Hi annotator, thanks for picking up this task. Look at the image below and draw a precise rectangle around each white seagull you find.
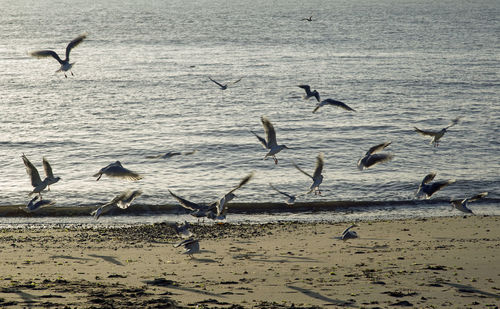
[93,161,143,181]
[414,117,461,147]
[297,85,320,102]
[450,192,488,215]
[313,98,356,113]
[173,238,200,258]
[357,142,394,170]
[293,152,324,195]
[341,224,358,240]
[30,34,87,78]
[21,154,61,198]
[269,183,297,205]
[415,172,456,199]
[91,190,143,219]
[20,196,56,213]
[208,76,242,90]
[251,116,289,164]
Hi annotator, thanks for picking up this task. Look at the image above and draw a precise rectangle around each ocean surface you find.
[1,0,499,226]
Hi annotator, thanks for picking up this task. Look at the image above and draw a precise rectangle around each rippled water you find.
[1,0,499,220]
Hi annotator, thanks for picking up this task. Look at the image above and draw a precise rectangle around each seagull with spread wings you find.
[298,85,320,102]
[91,190,143,219]
[357,142,394,170]
[173,238,200,258]
[415,172,456,199]
[293,152,324,195]
[269,183,298,205]
[93,161,143,181]
[313,98,356,113]
[251,116,289,164]
[450,192,488,215]
[414,117,461,147]
[21,154,60,198]
[208,76,242,90]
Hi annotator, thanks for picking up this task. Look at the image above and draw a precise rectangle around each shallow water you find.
[1,0,499,223]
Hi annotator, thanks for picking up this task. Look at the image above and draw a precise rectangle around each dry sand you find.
[0,215,499,308]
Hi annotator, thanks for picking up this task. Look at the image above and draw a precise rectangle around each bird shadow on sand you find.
[286,285,357,307]
[144,279,225,298]
[50,255,92,262]
[442,281,500,299]
[87,254,123,266]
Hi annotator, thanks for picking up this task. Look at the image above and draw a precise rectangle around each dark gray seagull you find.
[30,34,87,78]
[415,172,456,199]
[450,192,488,215]
[414,117,461,147]
[21,154,61,198]
[93,161,143,181]
[208,76,242,90]
[301,15,313,21]
[251,116,289,165]
[293,152,324,195]
[313,98,356,113]
[269,183,297,205]
[91,190,143,219]
[357,142,394,170]
[298,85,320,102]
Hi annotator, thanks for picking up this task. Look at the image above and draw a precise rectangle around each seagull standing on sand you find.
[91,190,143,219]
[269,183,297,205]
[173,238,200,258]
[251,116,289,165]
[293,152,324,195]
[20,196,56,213]
[414,117,461,147]
[21,154,61,198]
[298,85,320,102]
[29,34,87,78]
[415,172,456,199]
[93,161,143,181]
[450,192,488,215]
[208,76,242,90]
[357,142,394,170]
[341,224,359,240]
[313,98,356,113]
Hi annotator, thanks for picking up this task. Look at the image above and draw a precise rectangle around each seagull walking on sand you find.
[269,183,298,205]
[251,116,289,164]
[91,190,143,219]
[293,152,324,195]
[450,192,488,215]
[208,76,242,90]
[93,161,143,181]
[415,172,456,199]
[313,98,356,113]
[341,224,359,240]
[173,238,200,258]
[21,154,61,198]
[414,117,461,147]
[298,85,320,102]
[29,34,87,78]
[357,142,394,170]
[20,196,56,213]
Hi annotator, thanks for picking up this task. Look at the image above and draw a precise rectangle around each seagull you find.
[20,196,56,213]
[172,221,193,238]
[357,142,394,170]
[313,98,356,113]
[91,190,143,219]
[269,183,297,205]
[173,238,200,258]
[29,34,87,78]
[415,172,456,199]
[297,85,320,102]
[145,150,197,159]
[341,224,358,240]
[208,76,242,90]
[215,172,254,218]
[450,192,488,215]
[293,152,324,195]
[21,154,61,198]
[93,161,143,181]
[251,116,289,164]
[301,15,313,21]
[414,117,461,147]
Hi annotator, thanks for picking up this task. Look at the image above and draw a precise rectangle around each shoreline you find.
[0,216,499,308]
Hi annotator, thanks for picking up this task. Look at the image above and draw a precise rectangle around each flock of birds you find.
[22,33,490,256]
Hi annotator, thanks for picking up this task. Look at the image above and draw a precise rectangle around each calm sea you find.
[1,0,499,225]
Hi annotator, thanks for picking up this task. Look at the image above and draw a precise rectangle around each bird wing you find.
[467,192,488,202]
[366,142,391,155]
[414,127,438,136]
[269,183,294,199]
[22,154,43,187]
[231,77,243,85]
[292,161,313,179]
[298,84,311,95]
[312,91,320,102]
[168,190,202,211]
[117,190,143,209]
[341,224,356,236]
[30,50,64,64]
[312,153,324,179]
[251,130,268,149]
[421,172,437,184]
[261,116,278,148]
[363,153,394,168]
[445,116,461,129]
[42,157,55,178]
[208,77,225,88]
[65,34,87,60]
[428,179,455,195]
[228,172,254,194]
[105,165,143,180]
[321,99,356,111]
[173,238,198,248]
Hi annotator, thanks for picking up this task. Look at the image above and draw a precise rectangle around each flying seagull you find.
[215,172,254,218]
[93,161,143,181]
[269,183,297,205]
[293,152,324,195]
[145,150,197,159]
[91,190,143,219]
[301,15,313,21]
[313,98,356,113]
[297,85,320,102]
[450,192,488,215]
[357,142,394,170]
[208,76,242,90]
[21,154,61,198]
[415,172,456,199]
[414,117,461,147]
[20,196,56,213]
[173,238,200,258]
[341,224,359,240]
[251,116,289,164]
[30,34,87,78]
[171,221,193,238]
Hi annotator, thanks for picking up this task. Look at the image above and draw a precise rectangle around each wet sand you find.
[0,215,499,308]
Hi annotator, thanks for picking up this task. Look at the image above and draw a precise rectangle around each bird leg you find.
[71,71,74,76]
[64,73,67,78]
[273,156,278,165]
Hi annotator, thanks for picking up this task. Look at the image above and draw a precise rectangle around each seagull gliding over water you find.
[414,117,461,147]
[450,192,488,215]
[313,98,356,113]
[297,85,320,102]
[93,161,143,181]
[415,172,456,199]
[357,142,394,170]
[208,76,242,90]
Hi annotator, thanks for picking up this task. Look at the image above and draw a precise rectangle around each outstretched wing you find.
[292,161,313,179]
[366,142,391,155]
[321,99,356,112]
[422,172,437,184]
[261,116,278,148]
[30,50,63,64]
[227,172,254,195]
[168,190,202,211]
[414,127,438,136]
[231,77,242,85]
[313,153,324,179]
[298,84,311,95]
[251,130,268,149]
[467,192,488,202]
[66,34,87,60]
[22,154,43,187]
[42,157,55,178]
[362,153,394,168]
[445,116,461,129]
[269,183,294,199]
[208,77,225,88]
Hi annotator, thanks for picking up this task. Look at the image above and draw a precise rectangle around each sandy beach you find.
[0,215,499,308]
